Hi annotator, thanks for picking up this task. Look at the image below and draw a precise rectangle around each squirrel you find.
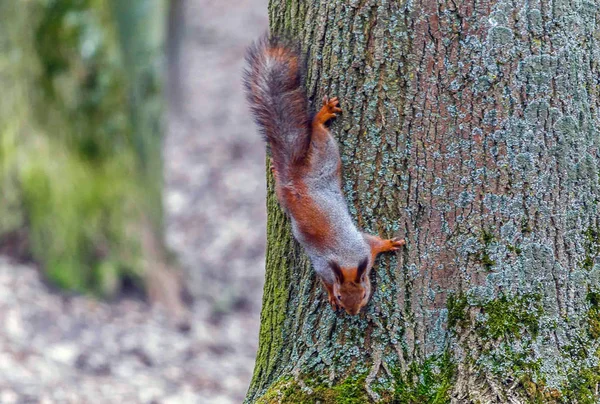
[244,37,405,315]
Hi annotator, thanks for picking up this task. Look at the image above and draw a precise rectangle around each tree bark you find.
[247,0,600,403]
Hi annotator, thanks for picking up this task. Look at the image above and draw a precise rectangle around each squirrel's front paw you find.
[328,294,340,311]
[390,237,406,250]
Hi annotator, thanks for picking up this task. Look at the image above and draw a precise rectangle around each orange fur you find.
[279,180,334,249]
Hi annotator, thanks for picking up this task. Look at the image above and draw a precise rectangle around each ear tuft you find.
[355,257,369,282]
[329,261,344,283]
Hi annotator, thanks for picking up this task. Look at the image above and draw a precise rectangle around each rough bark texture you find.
[247,0,600,403]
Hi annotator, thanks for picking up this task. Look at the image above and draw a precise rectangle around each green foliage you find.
[0,0,165,295]
[0,160,23,236]
[34,0,132,162]
[20,142,140,292]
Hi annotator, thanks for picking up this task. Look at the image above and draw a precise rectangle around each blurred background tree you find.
[0,0,183,312]
[0,1,268,401]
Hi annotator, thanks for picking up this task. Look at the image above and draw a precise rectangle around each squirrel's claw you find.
[329,97,342,113]
[322,95,342,113]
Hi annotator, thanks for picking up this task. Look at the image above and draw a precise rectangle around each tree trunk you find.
[247,0,600,402]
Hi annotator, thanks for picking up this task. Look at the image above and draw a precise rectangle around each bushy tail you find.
[244,37,311,175]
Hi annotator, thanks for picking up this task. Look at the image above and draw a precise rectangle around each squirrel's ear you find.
[330,261,343,283]
[355,258,369,282]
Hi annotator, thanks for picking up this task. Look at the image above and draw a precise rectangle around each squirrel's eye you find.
[337,295,342,301]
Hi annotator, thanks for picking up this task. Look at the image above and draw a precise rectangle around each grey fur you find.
[290,126,370,283]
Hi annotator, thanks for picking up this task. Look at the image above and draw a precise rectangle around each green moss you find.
[586,291,600,339]
[393,351,455,404]
[583,256,595,271]
[255,379,300,404]
[256,374,369,404]
[471,229,497,271]
[561,361,600,404]
[473,294,545,399]
[481,229,494,245]
[521,218,532,234]
[332,376,370,404]
[246,164,296,399]
[560,339,600,403]
[479,252,497,271]
[447,292,468,329]
[473,291,600,402]
[506,244,522,255]
[478,294,542,340]
[518,375,561,403]
[582,227,600,271]
[255,354,456,404]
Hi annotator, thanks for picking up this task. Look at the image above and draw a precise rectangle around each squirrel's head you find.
[330,258,371,315]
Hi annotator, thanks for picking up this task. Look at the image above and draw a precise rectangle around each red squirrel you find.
[244,37,405,315]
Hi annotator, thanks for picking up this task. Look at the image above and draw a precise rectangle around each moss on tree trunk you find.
[247,0,600,402]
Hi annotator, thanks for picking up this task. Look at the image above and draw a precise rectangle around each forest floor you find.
[0,0,269,403]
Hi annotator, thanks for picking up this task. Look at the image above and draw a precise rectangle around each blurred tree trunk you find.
[247,1,600,403]
[109,0,187,322]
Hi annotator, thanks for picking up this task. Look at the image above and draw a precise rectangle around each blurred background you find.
[0,0,268,402]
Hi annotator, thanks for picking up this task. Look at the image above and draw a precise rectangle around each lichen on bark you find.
[248,0,600,402]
